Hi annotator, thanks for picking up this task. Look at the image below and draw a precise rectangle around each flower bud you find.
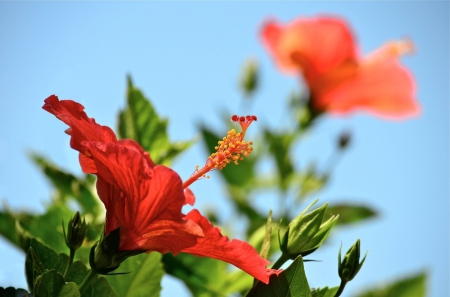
[280,200,338,259]
[337,131,351,150]
[63,211,89,251]
[239,59,259,97]
[89,228,144,275]
[338,239,367,282]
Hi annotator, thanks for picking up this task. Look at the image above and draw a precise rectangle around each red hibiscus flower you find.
[43,95,276,283]
[261,16,420,119]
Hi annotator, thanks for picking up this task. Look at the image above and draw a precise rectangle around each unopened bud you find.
[63,211,89,251]
[338,239,367,282]
[239,59,259,97]
[337,131,351,150]
[280,200,338,259]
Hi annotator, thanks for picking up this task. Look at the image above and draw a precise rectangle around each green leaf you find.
[26,204,77,253]
[297,164,328,200]
[34,269,65,297]
[264,129,295,191]
[0,206,34,248]
[118,76,193,165]
[65,261,117,297]
[326,204,377,227]
[162,253,227,296]
[355,271,427,297]
[246,256,311,297]
[259,210,273,260]
[311,286,339,297]
[59,283,80,297]
[30,153,100,217]
[23,238,68,291]
[108,252,164,297]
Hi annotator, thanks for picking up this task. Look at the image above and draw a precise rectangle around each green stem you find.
[271,253,290,270]
[79,269,98,293]
[334,279,347,297]
[63,249,75,279]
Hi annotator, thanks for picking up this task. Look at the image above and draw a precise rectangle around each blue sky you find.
[0,2,448,296]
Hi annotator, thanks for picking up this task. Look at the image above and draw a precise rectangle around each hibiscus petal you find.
[83,141,204,249]
[315,58,420,119]
[43,95,117,172]
[261,16,358,83]
[182,209,276,284]
[120,218,204,254]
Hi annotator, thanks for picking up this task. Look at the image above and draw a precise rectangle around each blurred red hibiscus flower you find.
[262,16,420,119]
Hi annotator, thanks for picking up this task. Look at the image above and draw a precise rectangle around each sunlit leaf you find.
[355,271,427,297]
[109,252,164,297]
[246,256,311,297]
[59,282,80,297]
[311,286,339,297]
[118,76,193,165]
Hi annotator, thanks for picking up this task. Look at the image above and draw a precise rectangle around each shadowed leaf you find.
[34,269,65,297]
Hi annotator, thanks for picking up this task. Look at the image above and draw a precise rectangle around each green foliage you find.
[326,204,377,227]
[34,269,65,297]
[118,76,193,165]
[30,153,100,217]
[108,252,164,297]
[296,164,328,200]
[311,287,339,297]
[59,283,81,297]
[246,256,311,297]
[356,272,427,297]
[264,129,295,191]
[259,210,273,260]
[0,206,34,247]
[162,253,228,297]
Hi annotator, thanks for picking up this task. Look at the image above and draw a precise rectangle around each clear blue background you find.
[0,2,448,296]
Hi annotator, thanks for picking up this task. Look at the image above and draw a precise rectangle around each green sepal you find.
[89,228,145,275]
[280,200,338,259]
